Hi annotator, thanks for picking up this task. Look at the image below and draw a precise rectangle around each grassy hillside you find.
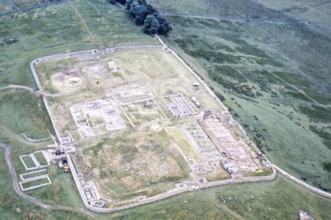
[107,175,331,220]
[150,0,331,192]
[0,0,330,219]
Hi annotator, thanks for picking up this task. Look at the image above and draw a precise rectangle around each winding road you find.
[0,143,94,217]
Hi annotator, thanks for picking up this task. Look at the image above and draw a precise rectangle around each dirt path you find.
[70,4,96,43]
[0,84,34,92]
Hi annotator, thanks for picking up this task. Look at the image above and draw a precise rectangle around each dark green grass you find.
[165,16,331,191]
[2,134,331,220]
[33,151,48,166]
[22,155,36,168]
[309,125,331,150]
[21,169,48,179]
[26,165,84,207]
[256,0,331,29]
[0,148,88,220]
[21,177,50,189]
[104,175,331,220]
[148,0,284,19]
[0,90,53,139]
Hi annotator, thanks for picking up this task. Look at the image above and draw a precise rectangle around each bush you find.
[109,0,172,35]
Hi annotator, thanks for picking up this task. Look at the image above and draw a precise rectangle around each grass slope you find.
[164,15,331,191]
[106,175,331,220]
[0,147,89,220]
[1,0,331,219]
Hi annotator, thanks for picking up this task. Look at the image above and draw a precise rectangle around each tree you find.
[125,0,133,10]
[116,0,126,5]
[133,4,148,25]
[110,0,172,36]
[143,15,160,35]
[156,15,172,35]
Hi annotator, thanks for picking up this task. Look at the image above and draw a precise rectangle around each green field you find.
[11,0,45,9]
[27,165,84,207]
[1,0,331,218]
[0,1,13,14]
[21,177,50,189]
[21,155,37,168]
[2,145,331,220]
[257,0,331,29]
[33,151,48,166]
[21,169,48,180]
[149,0,331,192]
[148,0,285,18]
[0,147,89,220]
[0,90,53,141]
[107,175,331,220]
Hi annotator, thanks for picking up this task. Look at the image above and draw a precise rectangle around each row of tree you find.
[108,0,172,35]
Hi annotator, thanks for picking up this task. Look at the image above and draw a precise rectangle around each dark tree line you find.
[107,0,126,4]
[107,0,172,36]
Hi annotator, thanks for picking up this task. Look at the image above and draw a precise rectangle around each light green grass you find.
[0,0,157,87]
[27,165,84,207]
[105,175,331,220]
[2,144,331,219]
[256,0,331,29]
